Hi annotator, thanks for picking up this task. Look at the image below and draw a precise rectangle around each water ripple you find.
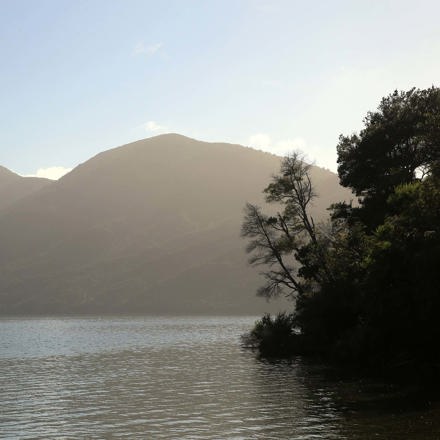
[0,317,438,439]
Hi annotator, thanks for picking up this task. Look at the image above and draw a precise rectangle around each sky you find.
[1,0,439,179]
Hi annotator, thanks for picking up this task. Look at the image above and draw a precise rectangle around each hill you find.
[0,166,51,212]
[0,134,353,315]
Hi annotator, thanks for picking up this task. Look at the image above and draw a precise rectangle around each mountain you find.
[0,134,353,315]
[0,166,51,212]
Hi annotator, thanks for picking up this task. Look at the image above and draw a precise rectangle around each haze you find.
[0,134,352,315]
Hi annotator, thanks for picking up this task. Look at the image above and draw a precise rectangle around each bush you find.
[242,312,302,358]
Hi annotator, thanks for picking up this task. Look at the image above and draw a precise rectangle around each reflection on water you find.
[0,317,438,439]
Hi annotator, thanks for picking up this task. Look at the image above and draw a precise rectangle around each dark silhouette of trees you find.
[243,87,440,382]
[241,153,329,300]
[337,86,440,229]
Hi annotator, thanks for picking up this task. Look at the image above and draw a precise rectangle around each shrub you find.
[242,312,301,358]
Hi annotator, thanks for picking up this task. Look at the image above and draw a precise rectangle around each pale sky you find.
[1,0,439,178]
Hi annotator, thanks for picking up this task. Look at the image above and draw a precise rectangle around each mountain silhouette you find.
[0,134,352,314]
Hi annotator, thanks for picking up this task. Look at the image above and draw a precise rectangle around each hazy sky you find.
[1,0,439,178]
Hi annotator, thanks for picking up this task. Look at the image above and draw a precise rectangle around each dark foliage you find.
[337,86,440,229]
[243,87,440,383]
[241,312,302,357]
[241,153,326,300]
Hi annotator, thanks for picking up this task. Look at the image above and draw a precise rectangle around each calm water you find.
[0,317,439,439]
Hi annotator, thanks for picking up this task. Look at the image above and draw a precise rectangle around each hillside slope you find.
[0,134,353,314]
[0,166,51,212]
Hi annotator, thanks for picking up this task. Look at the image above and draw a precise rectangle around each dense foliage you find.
[242,87,440,380]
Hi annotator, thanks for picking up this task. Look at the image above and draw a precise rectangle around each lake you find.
[0,316,438,439]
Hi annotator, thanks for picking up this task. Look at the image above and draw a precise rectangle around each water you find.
[0,317,439,439]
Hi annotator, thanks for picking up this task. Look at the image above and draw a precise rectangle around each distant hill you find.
[0,166,51,212]
[0,134,353,315]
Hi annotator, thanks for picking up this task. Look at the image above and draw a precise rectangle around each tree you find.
[243,86,440,381]
[337,86,440,228]
[241,153,328,301]
[241,152,365,358]
[330,87,440,374]
[357,174,440,369]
